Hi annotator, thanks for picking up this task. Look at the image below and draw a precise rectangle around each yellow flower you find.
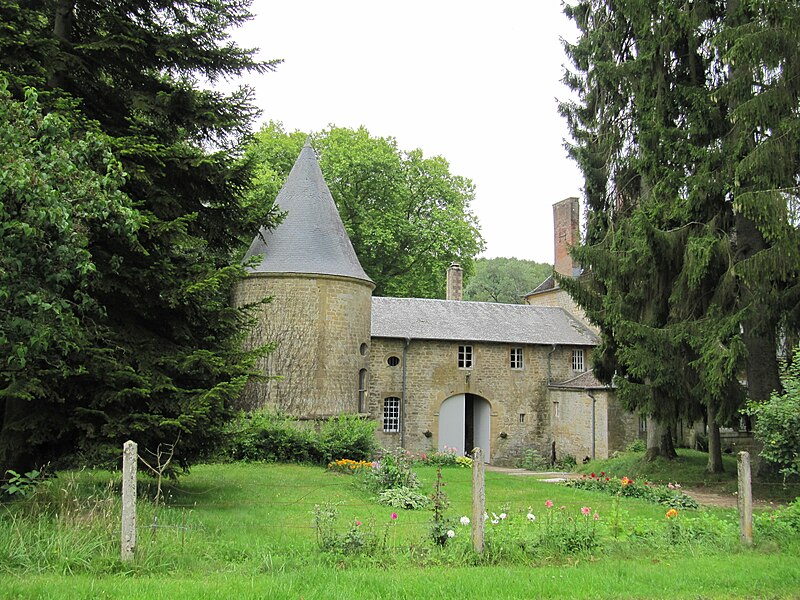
[665,508,679,519]
[621,476,631,486]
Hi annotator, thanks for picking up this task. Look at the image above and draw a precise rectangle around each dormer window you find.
[572,349,585,372]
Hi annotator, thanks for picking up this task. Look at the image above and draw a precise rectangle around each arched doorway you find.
[438,393,491,461]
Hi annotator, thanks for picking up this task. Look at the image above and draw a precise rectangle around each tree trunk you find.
[645,416,677,461]
[48,0,75,90]
[706,404,724,474]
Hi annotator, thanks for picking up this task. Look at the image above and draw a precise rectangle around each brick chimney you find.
[446,262,463,300]
[553,197,580,278]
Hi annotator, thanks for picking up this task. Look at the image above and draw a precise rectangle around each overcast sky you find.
[231,0,583,264]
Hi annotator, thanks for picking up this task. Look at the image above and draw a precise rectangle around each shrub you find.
[746,345,800,478]
[363,448,419,492]
[221,411,378,465]
[517,448,548,471]
[377,486,430,510]
[626,439,646,453]
[318,414,378,463]
[222,411,318,463]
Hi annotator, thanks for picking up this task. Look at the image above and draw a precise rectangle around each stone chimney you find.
[446,262,463,301]
[553,197,580,278]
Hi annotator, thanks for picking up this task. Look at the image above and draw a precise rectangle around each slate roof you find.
[371,297,598,346]
[524,274,557,297]
[548,370,610,390]
[243,139,372,283]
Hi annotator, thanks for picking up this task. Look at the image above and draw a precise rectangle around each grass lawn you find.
[2,462,799,599]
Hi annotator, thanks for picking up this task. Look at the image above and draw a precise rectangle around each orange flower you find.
[665,508,679,519]
[621,476,632,486]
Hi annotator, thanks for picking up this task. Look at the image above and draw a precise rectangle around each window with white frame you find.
[458,345,473,369]
[510,347,523,369]
[383,397,400,433]
[572,349,585,372]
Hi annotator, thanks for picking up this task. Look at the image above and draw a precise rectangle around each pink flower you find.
[593,512,599,521]
[545,500,554,508]
[581,506,591,516]
[355,520,362,526]
[391,512,398,521]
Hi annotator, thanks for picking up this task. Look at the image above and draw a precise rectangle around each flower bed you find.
[564,472,699,509]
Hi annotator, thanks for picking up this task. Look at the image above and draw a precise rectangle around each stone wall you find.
[368,337,589,464]
[525,288,595,334]
[233,273,372,415]
[549,388,638,461]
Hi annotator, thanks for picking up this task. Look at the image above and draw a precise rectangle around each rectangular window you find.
[553,402,560,419]
[572,349,585,372]
[358,369,367,412]
[383,397,400,433]
[510,347,523,369]
[458,345,473,369]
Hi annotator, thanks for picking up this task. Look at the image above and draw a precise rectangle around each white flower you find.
[527,513,536,522]
[447,529,455,538]
[460,516,470,526]
[499,513,507,520]
[491,518,499,525]
[483,512,489,521]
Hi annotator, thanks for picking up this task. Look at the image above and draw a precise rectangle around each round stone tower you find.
[234,139,374,416]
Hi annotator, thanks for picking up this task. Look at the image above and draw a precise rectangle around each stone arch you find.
[438,393,491,462]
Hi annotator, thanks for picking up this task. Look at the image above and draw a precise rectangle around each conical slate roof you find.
[243,139,372,283]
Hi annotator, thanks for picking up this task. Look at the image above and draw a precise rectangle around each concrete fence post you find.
[121,440,138,561]
[737,451,753,546]
[472,447,485,554]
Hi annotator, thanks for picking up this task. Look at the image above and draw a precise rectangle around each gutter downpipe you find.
[546,344,557,383]
[588,391,597,460]
[401,338,411,449]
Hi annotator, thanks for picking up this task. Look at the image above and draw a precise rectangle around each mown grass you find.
[1,462,799,599]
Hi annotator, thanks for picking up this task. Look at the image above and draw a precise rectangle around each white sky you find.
[231,0,583,264]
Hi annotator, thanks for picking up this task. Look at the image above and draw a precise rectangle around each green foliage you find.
[221,411,378,466]
[560,0,800,462]
[364,448,419,493]
[377,487,430,510]
[1,469,48,499]
[312,502,390,557]
[222,412,317,463]
[746,346,800,478]
[417,447,472,468]
[247,122,485,298]
[464,257,552,304]
[318,415,378,464]
[429,469,454,547]
[564,474,699,510]
[626,439,646,453]
[0,0,279,473]
[517,448,550,471]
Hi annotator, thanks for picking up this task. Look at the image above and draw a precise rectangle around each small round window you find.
[359,343,368,356]
[387,356,400,367]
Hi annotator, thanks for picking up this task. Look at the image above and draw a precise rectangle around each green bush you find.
[746,345,800,478]
[318,414,378,463]
[363,448,419,492]
[377,486,430,510]
[222,411,377,465]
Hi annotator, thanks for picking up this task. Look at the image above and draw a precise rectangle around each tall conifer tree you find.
[0,1,278,470]
[560,1,799,469]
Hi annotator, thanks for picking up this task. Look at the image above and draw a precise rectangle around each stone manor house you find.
[233,141,638,465]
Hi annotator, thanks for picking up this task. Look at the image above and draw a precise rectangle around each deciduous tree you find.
[248,123,485,298]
